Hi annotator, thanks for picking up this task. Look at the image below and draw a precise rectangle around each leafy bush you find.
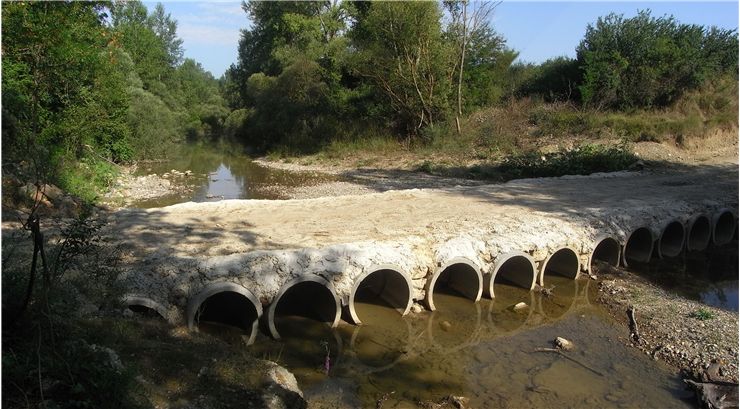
[690,308,715,321]
[497,144,638,179]
[577,10,738,110]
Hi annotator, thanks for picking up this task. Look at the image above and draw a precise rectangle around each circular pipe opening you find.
[267,276,340,340]
[588,236,621,275]
[622,227,654,267]
[485,252,536,298]
[187,282,262,346]
[123,296,168,320]
[347,265,413,325]
[713,209,736,246]
[686,215,711,252]
[658,220,685,258]
[425,258,482,311]
[538,247,580,286]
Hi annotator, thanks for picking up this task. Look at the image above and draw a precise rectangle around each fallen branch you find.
[533,348,605,377]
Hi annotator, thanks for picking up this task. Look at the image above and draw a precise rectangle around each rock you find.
[89,344,124,373]
[554,337,574,351]
[446,395,470,409]
[262,362,306,409]
[439,320,452,331]
[511,302,528,311]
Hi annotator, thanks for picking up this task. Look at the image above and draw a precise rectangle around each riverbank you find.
[596,268,738,384]
[254,134,738,200]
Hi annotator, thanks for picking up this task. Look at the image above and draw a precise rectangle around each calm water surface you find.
[629,244,738,312]
[201,278,696,408]
[131,142,335,207]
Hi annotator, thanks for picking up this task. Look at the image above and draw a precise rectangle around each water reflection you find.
[131,142,335,207]
[629,244,738,311]
[229,279,693,408]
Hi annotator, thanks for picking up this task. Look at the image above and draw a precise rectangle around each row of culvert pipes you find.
[124,209,737,346]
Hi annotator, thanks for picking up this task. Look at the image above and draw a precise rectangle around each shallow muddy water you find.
[131,142,334,207]
[629,244,738,312]
[202,278,695,408]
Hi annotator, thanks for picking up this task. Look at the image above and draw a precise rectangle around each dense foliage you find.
[2,1,228,199]
[225,0,517,152]
[224,3,738,152]
[576,10,738,110]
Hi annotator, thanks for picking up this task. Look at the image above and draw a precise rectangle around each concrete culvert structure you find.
[187,282,262,346]
[588,236,621,275]
[124,295,168,320]
[538,247,580,286]
[686,214,711,252]
[657,220,686,258]
[622,227,654,267]
[425,258,483,311]
[346,264,413,325]
[485,252,536,298]
[267,275,341,340]
[712,209,736,246]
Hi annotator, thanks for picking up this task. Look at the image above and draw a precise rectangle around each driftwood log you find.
[685,379,739,409]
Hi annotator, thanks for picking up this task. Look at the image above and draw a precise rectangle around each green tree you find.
[577,10,738,109]
[2,1,131,168]
[350,1,452,136]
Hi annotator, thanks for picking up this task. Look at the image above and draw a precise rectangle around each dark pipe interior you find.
[128,304,164,319]
[355,269,409,311]
[714,212,735,245]
[687,216,711,251]
[197,291,257,331]
[659,221,685,258]
[275,281,336,323]
[624,228,653,265]
[495,256,534,289]
[543,248,579,279]
[434,263,479,301]
[592,238,620,272]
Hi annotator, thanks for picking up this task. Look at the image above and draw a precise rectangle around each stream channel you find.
[133,142,735,407]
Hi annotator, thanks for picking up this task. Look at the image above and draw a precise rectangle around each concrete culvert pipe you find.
[622,227,654,267]
[712,209,736,246]
[425,258,483,311]
[346,264,413,325]
[657,220,686,259]
[485,252,536,298]
[588,236,621,275]
[124,295,168,320]
[686,214,711,252]
[187,282,262,346]
[267,275,341,340]
[538,247,580,286]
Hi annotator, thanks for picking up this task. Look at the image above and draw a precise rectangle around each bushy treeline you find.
[222,1,516,152]
[224,2,738,153]
[2,1,228,199]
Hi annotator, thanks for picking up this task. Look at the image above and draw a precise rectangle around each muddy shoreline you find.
[595,269,738,384]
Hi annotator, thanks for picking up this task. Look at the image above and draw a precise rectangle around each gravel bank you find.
[597,270,738,383]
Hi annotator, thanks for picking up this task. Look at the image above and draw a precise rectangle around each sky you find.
[146,1,740,78]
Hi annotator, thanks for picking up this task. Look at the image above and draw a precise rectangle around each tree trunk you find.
[456,1,468,135]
